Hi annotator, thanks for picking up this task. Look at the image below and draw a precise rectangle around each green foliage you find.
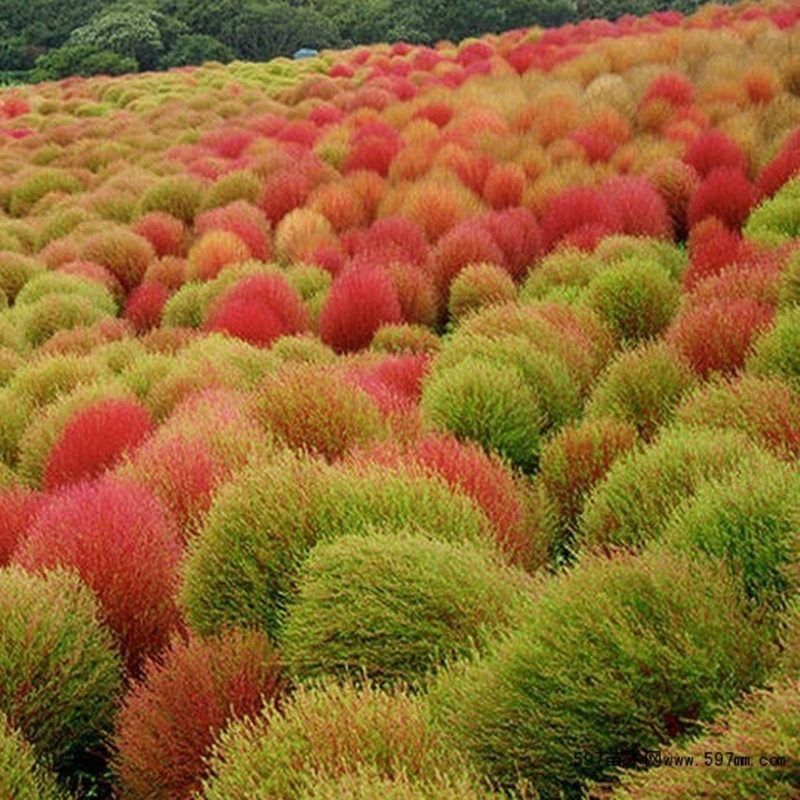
[280,531,533,686]
[448,263,517,324]
[428,550,774,797]
[746,306,800,387]
[0,566,122,780]
[0,714,67,800]
[577,426,771,554]
[744,177,800,246]
[33,45,137,80]
[199,681,471,800]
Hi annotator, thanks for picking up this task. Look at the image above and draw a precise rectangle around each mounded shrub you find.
[123,282,171,333]
[80,229,155,291]
[199,681,470,800]
[250,364,386,461]
[181,455,495,639]
[371,323,440,355]
[746,305,800,386]
[15,294,112,349]
[428,550,774,797]
[447,262,517,323]
[421,357,545,472]
[603,680,800,800]
[0,251,44,303]
[519,248,602,302]
[675,374,800,460]
[583,258,679,344]
[281,531,533,686]
[270,334,337,365]
[586,342,697,440]
[539,417,638,554]
[14,477,183,674]
[661,459,800,614]
[577,426,771,554]
[0,485,42,566]
[0,566,122,778]
[0,713,67,800]
[137,175,204,225]
[186,231,250,282]
[744,176,800,246]
[113,629,285,800]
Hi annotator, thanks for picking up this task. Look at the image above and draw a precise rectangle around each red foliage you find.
[540,186,621,252]
[113,629,285,800]
[644,157,700,235]
[430,219,505,294]
[482,162,525,209]
[319,266,403,352]
[124,282,171,333]
[683,217,756,290]
[413,103,453,127]
[687,167,756,229]
[756,127,800,198]
[44,399,154,491]
[603,175,673,239]
[480,208,541,281]
[683,129,748,178]
[386,262,439,326]
[0,487,43,566]
[258,170,312,226]
[205,273,309,347]
[14,477,183,674]
[57,260,124,301]
[132,213,186,258]
[194,201,272,262]
[643,72,694,106]
[344,136,401,177]
[665,298,774,378]
[358,216,429,268]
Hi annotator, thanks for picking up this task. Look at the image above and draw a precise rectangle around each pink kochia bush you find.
[0,486,43,565]
[113,629,285,800]
[13,477,183,674]
[320,266,403,352]
[205,273,310,347]
[43,397,154,490]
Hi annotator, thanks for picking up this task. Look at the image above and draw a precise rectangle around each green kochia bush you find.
[744,176,800,246]
[577,427,771,554]
[181,455,496,639]
[0,714,66,800]
[199,681,474,800]
[421,358,546,472]
[661,460,800,615]
[280,532,533,686]
[428,550,774,798]
[0,567,123,779]
[586,342,696,440]
[605,680,800,800]
[746,306,800,386]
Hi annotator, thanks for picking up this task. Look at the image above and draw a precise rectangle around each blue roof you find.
[293,48,319,59]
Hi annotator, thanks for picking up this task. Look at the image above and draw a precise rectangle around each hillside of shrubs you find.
[0,0,799,798]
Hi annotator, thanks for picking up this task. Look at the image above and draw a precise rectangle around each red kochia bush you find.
[683,218,756,290]
[14,477,183,674]
[430,219,505,294]
[683,129,749,178]
[205,273,310,347]
[687,167,756,229]
[195,201,272,262]
[44,398,154,490]
[756,127,800,198]
[483,162,525,209]
[666,298,775,378]
[603,176,673,239]
[319,267,403,352]
[540,186,621,252]
[113,629,285,800]
[124,282,171,333]
[0,486,42,566]
[480,208,541,281]
[642,72,694,106]
[132,212,186,258]
[259,170,311,226]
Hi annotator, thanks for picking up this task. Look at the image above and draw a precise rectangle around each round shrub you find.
[270,334,336,365]
[15,294,113,348]
[14,477,183,674]
[0,566,122,778]
[123,282,170,333]
[577,427,770,554]
[113,629,285,800]
[181,455,495,639]
[199,681,469,800]
[0,713,66,800]
[42,397,153,490]
[0,252,44,302]
[0,485,42,566]
[746,305,800,386]
[186,231,250,282]
[675,374,800,460]
[519,248,602,302]
[421,357,545,472]
[281,531,532,686]
[604,680,799,800]
[744,176,800,246]
[539,417,638,553]
[195,201,272,262]
[80,229,155,291]
[666,298,775,378]
[132,212,186,258]
[428,550,773,797]
[586,342,697,440]
[250,365,385,461]
[687,167,756,230]
[583,258,679,343]
[320,267,403,353]
[661,460,800,614]
[447,262,517,323]
[162,282,206,328]
[137,175,203,225]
